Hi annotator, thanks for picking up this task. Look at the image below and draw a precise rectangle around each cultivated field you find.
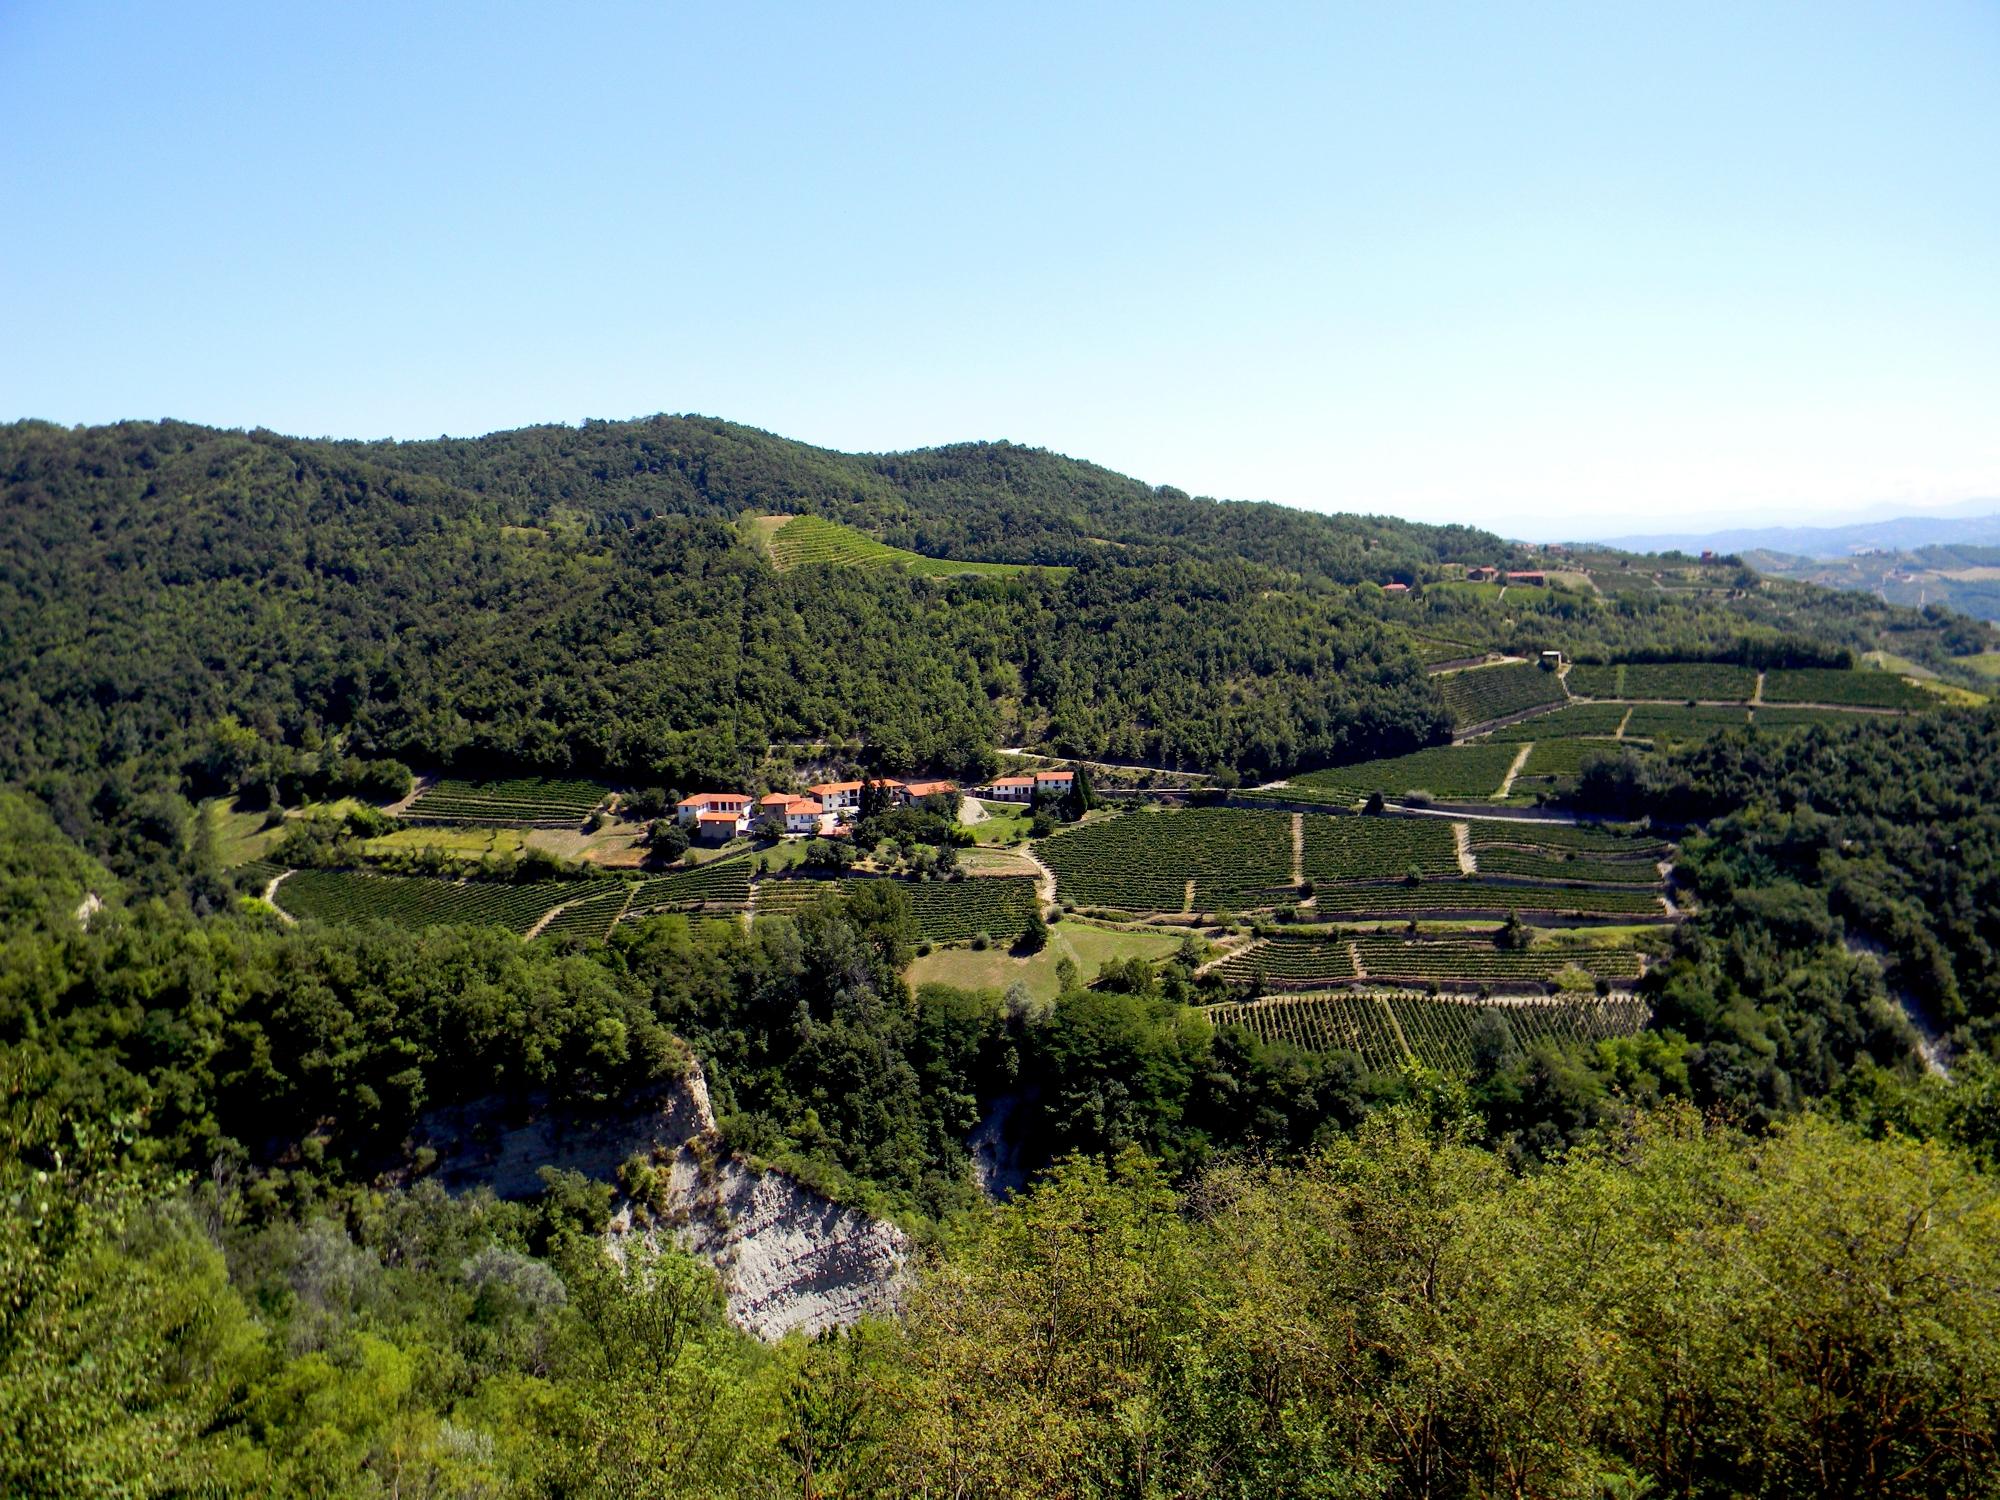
[1310,879,1666,920]
[1039,808,1295,912]
[1205,992,1651,1071]
[1299,816,1460,883]
[1760,667,1930,709]
[274,870,592,933]
[1565,662,1756,701]
[630,857,755,914]
[400,776,608,826]
[1283,743,1520,803]
[763,514,1051,578]
[1483,704,1629,741]
[1436,662,1567,727]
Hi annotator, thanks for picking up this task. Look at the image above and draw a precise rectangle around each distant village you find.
[675,768,1076,841]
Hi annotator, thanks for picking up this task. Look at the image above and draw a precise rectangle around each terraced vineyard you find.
[274,870,586,932]
[629,856,755,914]
[1207,992,1408,1069]
[1565,662,1756,701]
[1351,938,1645,983]
[1622,705,1752,741]
[1483,704,1629,742]
[764,515,1048,578]
[1436,661,1567,727]
[401,776,608,826]
[1749,706,1897,730]
[1039,809,1294,911]
[1410,635,1482,666]
[1466,821,1670,858]
[1213,935,1359,988]
[751,877,849,917]
[904,876,1041,942]
[1283,743,1519,803]
[1515,738,1619,780]
[535,885,632,943]
[1760,667,1930,709]
[1207,992,1651,1071]
[1473,847,1663,884]
[1311,879,1666,919]
[1300,816,1460,882]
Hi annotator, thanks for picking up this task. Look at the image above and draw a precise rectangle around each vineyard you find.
[629,856,755,914]
[1564,662,1756,701]
[1749,706,1895,730]
[752,878,843,917]
[1760,667,1930,709]
[400,776,608,826]
[1212,935,1358,988]
[1311,879,1666,919]
[1621,705,1752,741]
[274,870,587,933]
[1299,816,1460,882]
[535,885,632,943]
[1436,662,1567,727]
[1285,743,1519,802]
[1466,821,1670,858]
[904,876,1041,942]
[1516,738,1620,780]
[1039,809,1294,911]
[1350,937,1645,983]
[1205,992,1652,1071]
[764,515,1042,578]
[1483,704,1628,742]
[1410,635,1482,665]
[1472,847,1664,884]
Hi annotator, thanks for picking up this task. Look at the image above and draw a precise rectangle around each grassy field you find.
[963,799,1036,845]
[362,826,526,860]
[906,922,1186,1004]
[203,798,285,867]
[759,514,1063,578]
[1961,652,2000,679]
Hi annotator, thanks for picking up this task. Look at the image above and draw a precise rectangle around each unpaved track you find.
[1495,744,1533,799]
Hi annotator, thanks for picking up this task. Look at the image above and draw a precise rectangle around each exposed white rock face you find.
[418,1058,908,1340]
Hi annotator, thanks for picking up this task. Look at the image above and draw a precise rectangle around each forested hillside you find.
[9,412,2000,1494]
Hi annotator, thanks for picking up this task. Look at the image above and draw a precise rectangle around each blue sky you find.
[3,2,1996,536]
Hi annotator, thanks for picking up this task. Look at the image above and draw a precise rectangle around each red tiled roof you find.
[990,776,1035,788]
[785,799,825,816]
[758,793,795,806]
[696,810,741,824]
[680,793,751,810]
[808,781,863,794]
[1034,770,1075,781]
[902,779,958,796]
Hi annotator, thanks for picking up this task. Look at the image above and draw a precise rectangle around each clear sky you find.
[4,2,1997,537]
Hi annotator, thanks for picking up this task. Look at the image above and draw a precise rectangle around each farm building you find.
[677,792,752,826]
[807,779,864,812]
[1506,571,1547,587]
[1382,581,1410,595]
[781,798,826,834]
[1034,769,1076,792]
[982,775,1037,802]
[1466,566,1499,582]
[694,809,747,841]
[1540,650,1565,669]
[902,778,959,800]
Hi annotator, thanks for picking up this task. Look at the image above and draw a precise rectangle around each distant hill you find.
[1746,542,2000,623]
[1595,509,2000,560]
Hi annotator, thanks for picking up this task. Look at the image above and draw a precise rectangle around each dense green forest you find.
[8,413,2000,1493]
[7,781,1999,1495]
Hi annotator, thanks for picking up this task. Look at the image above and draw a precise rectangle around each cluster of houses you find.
[674,767,1076,841]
